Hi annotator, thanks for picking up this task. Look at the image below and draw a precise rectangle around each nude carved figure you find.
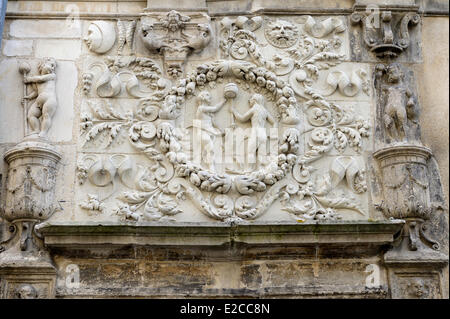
[232,94,276,168]
[22,57,58,137]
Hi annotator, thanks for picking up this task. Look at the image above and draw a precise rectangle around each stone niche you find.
[0,0,448,299]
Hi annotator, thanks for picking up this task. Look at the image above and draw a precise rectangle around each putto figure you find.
[379,63,415,142]
[21,57,58,138]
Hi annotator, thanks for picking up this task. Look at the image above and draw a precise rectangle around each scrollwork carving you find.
[351,9,420,59]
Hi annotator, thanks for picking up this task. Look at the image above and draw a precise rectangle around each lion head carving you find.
[264,19,299,48]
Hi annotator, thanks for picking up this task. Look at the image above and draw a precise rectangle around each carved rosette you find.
[2,140,61,222]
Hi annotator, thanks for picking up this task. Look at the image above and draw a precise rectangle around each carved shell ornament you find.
[264,19,299,48]
[84,21,116,54]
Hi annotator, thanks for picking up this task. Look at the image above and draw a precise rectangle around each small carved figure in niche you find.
[232,94,276,168]
[22,57,58,138]
[16,284,38,299]
[194,91,229,170]
[379,63,415,142]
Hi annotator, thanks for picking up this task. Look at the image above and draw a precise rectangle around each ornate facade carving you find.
[372,62,446,255]
[140,10,212,78]
[0,58,62,299]
[0,1,448,299]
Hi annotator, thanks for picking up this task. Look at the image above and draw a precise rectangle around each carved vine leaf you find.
[80,100,135,148]
[113,162,183,222]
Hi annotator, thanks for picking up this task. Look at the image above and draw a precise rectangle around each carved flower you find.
[253,67,265,77]
[265,80,276,92]
[283,86,294,98]
[196,73,207,86]
[176,87,186,96]
[140,123,157,140]
[256,76,266,87]
[197,64,209,74]
[245,71,256,82]
[206,70,217,81]
[186,82,196,95]
[264,71,276,81]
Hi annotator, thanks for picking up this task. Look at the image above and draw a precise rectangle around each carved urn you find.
[374,145,432,221]
[2,139,61,222]
[374,145,441,251]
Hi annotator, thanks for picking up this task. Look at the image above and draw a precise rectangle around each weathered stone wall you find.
[0,0,448,299]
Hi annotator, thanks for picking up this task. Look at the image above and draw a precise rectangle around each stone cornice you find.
[37,220,405,248]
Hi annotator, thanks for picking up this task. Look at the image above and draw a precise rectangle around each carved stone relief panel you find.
[74,12,375,224]
[389,271,443,299]
[0,274,56,299]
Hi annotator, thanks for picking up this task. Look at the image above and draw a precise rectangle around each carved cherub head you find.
[265,19,299,48]
[408,279,428,298]
[16,284,37,299]
[386,63,403,84]
[197,91,212,105]
[38,57,56,75]
[163,10,190,32]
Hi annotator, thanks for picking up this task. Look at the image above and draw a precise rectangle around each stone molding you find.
[38,220,404,248]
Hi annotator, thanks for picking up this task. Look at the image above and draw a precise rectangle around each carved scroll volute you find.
[351,7,420,59]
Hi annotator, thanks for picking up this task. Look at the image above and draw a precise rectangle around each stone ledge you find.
[37,220,405,247]
[54,286,389,299]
